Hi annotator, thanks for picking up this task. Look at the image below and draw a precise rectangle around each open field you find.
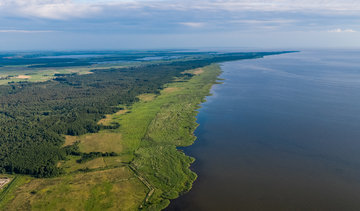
[0,66,95,85]
[0,176,31,209]
[0,59,159,85]
[0,52,206,85]
[97,109,128,126]
[137,94,156,102]
[77,132,124,153]
[0,168,147,211]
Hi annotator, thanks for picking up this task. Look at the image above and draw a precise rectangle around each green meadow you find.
[0,66,95,85]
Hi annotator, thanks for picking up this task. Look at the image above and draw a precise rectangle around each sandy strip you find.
[16,75,31,79]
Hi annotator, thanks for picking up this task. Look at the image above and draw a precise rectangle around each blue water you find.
[167,50,360,211]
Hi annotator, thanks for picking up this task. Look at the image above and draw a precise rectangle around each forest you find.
[0,52,289,177]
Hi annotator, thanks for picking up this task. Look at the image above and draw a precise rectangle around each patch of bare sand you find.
[193,68,204,75]
[182,68,204,75]
[0,178,11,189]
[16,75,31,79]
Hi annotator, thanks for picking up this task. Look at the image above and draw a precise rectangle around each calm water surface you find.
[167,50,360,211]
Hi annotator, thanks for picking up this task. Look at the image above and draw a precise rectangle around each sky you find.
[0,0,359,50]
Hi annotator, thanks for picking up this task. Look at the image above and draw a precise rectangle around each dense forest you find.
[0,52,290,177]
[0,51,206,68]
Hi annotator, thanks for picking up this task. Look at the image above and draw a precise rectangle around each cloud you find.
[180,22,205,28]
[231,19,296,24]
[0,29,55,33]
[203,0,360,12]
[328,28,356,33]
[1,0,360,21]
[0,0,102,20]
[0,0,359,37]
[127,0,360,13]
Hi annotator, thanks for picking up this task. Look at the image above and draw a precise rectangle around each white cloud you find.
[328,28,356,33]
[0,0,101,20]
[187,0,360,13]
[137,0,360,13]
[231,19,296,25]
[0,29,55,33]
[0,0,360,21]
[180,22,205,28]
[1,0,360,20]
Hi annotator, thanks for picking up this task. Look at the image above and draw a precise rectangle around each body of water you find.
[167,50,360,211]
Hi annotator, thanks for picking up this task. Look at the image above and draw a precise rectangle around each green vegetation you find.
[0,66,93,85]
[0,51,291,210]
[77,133,124,153]
[132,65,222,209]
[0,59,205,177]
[0,168,147,211]
[0,176,32,209]
[0,64,222,210]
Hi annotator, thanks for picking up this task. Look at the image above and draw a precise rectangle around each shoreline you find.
[0,64,223,210]
[130,64,223,209]
[0,53,290,210]
[166,65,224,210]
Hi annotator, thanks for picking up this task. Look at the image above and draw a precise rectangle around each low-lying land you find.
[0,64,222,210]
[0,51,291,210]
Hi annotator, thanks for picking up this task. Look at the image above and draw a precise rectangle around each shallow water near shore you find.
[167,50,360,211]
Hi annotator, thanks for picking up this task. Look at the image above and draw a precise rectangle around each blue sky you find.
[0,0,359,50]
